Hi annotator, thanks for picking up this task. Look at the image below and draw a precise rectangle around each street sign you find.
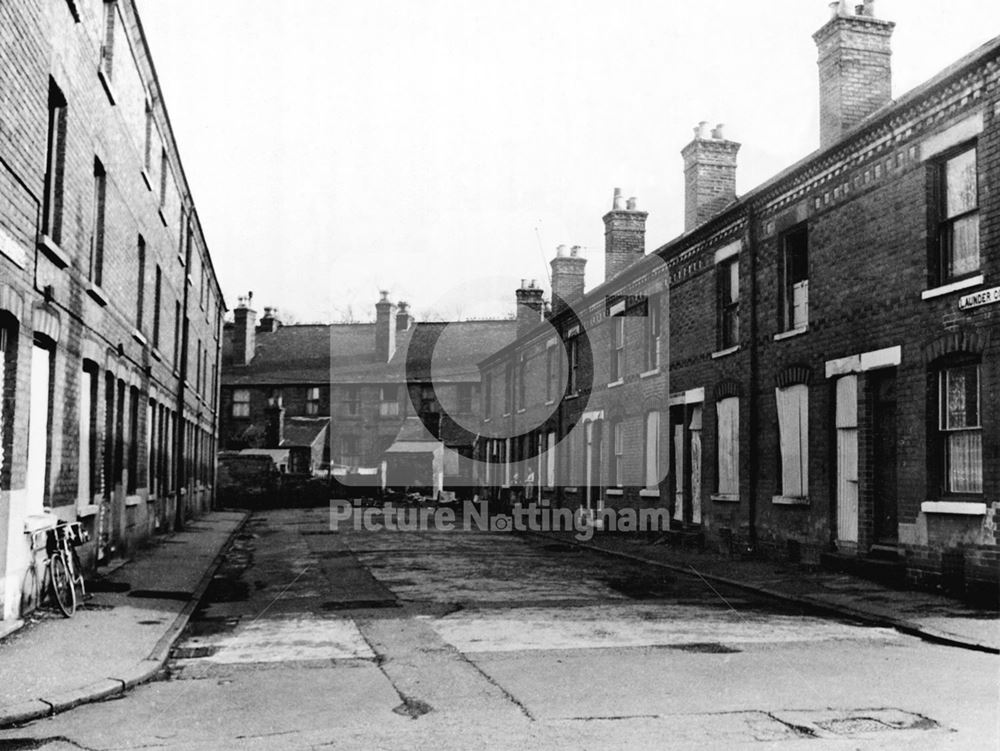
[958,286,1000,311]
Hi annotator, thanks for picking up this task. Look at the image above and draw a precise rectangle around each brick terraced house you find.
[220,295,517,496]
[479,3,998,599]
[0,0,225,623]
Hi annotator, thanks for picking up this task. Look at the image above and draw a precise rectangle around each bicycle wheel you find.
[50,553,77,617]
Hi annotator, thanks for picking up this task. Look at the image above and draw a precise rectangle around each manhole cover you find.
[669,642,740,653]
[171,645,219,659]
[818,717,894,734]
[542,544,580,553]
[128,589,192,601]
[321,600,399,610]
[86,580,131,593]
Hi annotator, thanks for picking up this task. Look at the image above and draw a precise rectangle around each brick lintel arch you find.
[31,305,60,344]
[0,284,24,321]
[923,330,988,364]
[713,379,743,400]
[775,364,812,388]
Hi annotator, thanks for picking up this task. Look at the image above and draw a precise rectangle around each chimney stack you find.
[603,188,647,281]
[259,307,281,333]
[681,122,740,232]
[375,291,397,362]
[814,1,894,148]
[550,244,587,315]
[232,294,257,366]
[395,301,414,332]
[515,279,544,336]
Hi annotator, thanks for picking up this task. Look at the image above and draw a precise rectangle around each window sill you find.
[132,329,148,347]
[86,283,109,307]
[483,417,491,423]
[124,495,142,507]
[773,326,809,341]
[921,274,984,300]
[920,500,986,516]
[501,413,511,418]
[65,0,81,22]
[151,347,163,362]
[179,254,187,269]
[544,400,555,406]
[77,504,100,518]
[97,66,116,105]
[639,368,660,379]
[37,234,71,269]
[1,228,28,268]
[23,514,57,535]
[563,487,578,494]
[711,493,740,503]
[607,379,624,389]
[516,408,526,414]
[564,392,579,401]
[772,495,809,506]
[140,169,152,191]
[158,208,168,227]
[638,488,659,498]
[711,345,739,359]
[606,488,623,496]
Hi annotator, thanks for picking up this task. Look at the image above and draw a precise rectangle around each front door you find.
[872,370,898,543]
[835,375,859,547]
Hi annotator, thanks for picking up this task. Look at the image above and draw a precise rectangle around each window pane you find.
[727,260,739,303]
[947,431,982,493]
[945,148,977,218]
[944,365,979,429]
[948,213,980,277]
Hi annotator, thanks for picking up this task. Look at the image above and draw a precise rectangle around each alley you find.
[0,507,996,751]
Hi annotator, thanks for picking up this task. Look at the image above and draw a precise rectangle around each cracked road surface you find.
[0,508,996,750]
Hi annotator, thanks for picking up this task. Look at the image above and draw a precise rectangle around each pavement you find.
[0,510,247,729]
[528,529,1000,654]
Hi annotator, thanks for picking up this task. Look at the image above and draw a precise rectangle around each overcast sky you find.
[135,0,999,324]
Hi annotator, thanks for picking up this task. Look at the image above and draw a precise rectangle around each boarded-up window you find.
[776,384,809,497]
[716,397,739,497]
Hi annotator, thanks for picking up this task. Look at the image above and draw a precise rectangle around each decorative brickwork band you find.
[775,365,812,388]
[923,330,988,363]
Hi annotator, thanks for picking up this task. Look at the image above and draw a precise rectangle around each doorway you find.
[871,370,898,543]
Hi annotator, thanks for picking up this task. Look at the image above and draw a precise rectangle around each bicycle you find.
[30,521,88,617]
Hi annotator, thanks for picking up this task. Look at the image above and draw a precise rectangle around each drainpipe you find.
[174,208,193,530]
[746,203,760,552]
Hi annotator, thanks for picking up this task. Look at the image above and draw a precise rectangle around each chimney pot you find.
[697,121,710,139]
[570,245,581,257]
[711,123,725,139]
[626,196,637,211]
[612,187,624,210]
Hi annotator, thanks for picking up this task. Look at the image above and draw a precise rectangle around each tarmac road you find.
[0,506,996,750]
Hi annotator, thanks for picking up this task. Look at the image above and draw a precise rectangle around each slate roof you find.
[222,319,517,386]
[279,417,330,448]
